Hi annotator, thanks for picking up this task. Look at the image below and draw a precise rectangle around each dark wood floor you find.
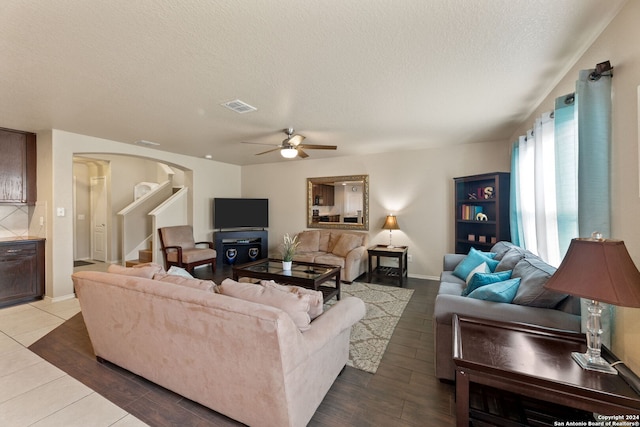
[30,266,456,426]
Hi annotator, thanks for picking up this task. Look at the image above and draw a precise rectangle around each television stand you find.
[214,230,268,268]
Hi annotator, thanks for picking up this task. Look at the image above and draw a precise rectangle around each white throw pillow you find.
[167,266,194,278]
[465,262,490,284]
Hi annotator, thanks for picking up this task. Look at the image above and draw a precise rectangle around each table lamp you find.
[544,233,640,375]
[382,215,399,248]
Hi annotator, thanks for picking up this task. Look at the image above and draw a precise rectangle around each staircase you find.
[125,242,154,267]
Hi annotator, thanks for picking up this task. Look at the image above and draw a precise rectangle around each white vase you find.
[282,261,292,270]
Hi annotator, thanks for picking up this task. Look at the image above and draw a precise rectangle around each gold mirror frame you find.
[307,175,369,230]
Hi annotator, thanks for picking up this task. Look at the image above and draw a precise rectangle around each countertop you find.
[0,236,46,243]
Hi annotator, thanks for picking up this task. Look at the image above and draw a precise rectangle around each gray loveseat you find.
[434,241,582,381]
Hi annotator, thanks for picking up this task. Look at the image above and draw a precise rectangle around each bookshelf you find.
[454,172,511,254]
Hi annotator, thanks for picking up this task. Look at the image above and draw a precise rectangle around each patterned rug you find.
[326,282,414,374]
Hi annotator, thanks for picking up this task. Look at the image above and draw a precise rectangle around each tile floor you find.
[0,262,148,426]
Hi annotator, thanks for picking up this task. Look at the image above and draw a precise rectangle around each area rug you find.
[326,282,414,374]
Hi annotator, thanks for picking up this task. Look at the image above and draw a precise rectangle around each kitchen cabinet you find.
[0,128,37,205]
[312,184,335,206]
[0,238,45,307]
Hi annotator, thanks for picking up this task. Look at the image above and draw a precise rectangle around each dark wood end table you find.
[367,245,408,286]
[231,258,341,302]
[453,315,640,426]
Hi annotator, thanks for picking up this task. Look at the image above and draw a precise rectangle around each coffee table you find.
[231,258,341,302]
[453,315,640,426]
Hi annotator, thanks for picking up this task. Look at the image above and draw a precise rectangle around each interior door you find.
[90,176,107,262]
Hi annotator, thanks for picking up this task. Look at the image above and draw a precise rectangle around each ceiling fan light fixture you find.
[280,148,298,158]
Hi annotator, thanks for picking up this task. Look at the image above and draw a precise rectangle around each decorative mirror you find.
[307,175,369,230]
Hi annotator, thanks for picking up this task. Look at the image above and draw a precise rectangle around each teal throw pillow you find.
[467,278,521,303]
[452,247,499,280]
[463,270,512,296]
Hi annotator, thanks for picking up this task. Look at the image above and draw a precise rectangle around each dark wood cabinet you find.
[0,127,37,205]
[312,184,335,206]
[214,230,268,268]
[0,238,45,307]
[454,172,510,254]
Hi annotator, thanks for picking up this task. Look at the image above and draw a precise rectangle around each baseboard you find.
[408,273,439,281]
[49,293,77,303]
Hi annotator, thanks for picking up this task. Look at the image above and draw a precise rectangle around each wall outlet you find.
[56,207,65,217]
[407,254,413,262]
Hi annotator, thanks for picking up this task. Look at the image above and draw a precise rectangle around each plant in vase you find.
[281,233,299,270]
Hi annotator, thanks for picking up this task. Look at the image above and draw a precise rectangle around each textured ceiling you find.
[0,0,627,165]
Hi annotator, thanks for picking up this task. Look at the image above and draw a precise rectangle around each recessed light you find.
[204,155,213,159]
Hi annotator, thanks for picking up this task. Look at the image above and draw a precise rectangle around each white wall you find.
[74,154,177,262]
[39,129,241,300]
[72,162,91,260]
[242,140,510,279]
[506,0,640,372]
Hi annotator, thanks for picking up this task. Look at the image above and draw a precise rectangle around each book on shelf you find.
[460,204,484,220]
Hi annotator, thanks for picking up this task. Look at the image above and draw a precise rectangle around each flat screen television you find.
[213,198,269,229]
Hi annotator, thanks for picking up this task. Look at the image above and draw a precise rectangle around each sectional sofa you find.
[433,241,582,381]
[72,264,365,427]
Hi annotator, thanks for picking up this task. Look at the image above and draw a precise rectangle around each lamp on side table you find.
[382,214,400,248]
[544,233,640,376]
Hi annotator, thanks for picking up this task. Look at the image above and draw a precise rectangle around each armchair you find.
[158,225,217,273]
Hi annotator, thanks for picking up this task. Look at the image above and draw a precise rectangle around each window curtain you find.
[509,67,612,264]
[510,112,561,266]
[554,93,579,258]
[576,69,612,238]
[510,66,613,345]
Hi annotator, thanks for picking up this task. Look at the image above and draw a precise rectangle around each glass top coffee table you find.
[232,258,341,302]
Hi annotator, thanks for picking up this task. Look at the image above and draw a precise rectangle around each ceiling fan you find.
[242,128,337,159]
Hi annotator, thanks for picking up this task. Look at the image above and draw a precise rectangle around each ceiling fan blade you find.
[297,148,309,158]
[288,134,305,146]
[298,144,337,150]
[255,147,281,155]
[242,141,281,147]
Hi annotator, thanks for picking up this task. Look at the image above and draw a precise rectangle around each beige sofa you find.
[293,230,369,282]
[72,269,365,427]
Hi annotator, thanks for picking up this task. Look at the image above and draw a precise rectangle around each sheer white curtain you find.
[513,112,561,266]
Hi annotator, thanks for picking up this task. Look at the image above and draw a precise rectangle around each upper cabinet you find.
[0,128,37,205]
[311,184,335,206]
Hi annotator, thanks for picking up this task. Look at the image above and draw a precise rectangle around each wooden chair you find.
[158,225,216,273]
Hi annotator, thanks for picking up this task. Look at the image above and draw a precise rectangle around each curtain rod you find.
[589,60,613,81]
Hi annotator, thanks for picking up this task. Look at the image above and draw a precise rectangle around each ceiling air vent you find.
[221,99,257,114]
[134,140,161,146]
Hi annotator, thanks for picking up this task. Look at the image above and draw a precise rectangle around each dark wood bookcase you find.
[454,172,511,254]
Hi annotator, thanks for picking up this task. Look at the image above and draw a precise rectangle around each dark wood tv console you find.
[214,230,268,268]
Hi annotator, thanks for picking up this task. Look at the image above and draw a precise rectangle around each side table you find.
[367,245,408,286]
[453,315,640,426]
